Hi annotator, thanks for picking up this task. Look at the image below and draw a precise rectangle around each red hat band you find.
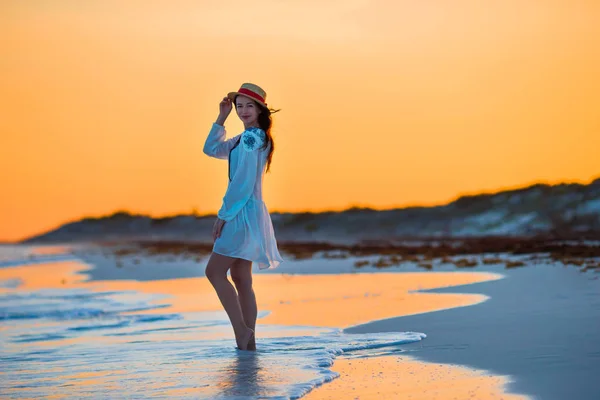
[237,88,266,105]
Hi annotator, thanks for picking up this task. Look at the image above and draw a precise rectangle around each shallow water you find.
[0,263,425,399]
[0,244,75,268]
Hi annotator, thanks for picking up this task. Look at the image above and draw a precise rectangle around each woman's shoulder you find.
[241,127,266,151]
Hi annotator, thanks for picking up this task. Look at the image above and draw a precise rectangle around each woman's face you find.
[235,96,261,127]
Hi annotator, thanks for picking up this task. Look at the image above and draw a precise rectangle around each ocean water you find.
[0,244,75,268]
[0,250,426,399]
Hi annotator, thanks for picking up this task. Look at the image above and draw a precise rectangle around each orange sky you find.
[1,1,599,242]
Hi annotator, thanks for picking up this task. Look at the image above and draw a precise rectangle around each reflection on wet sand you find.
[1,259,523,399]
[217,353,262,398]
[305,355,527,400]
[0,261,502,328]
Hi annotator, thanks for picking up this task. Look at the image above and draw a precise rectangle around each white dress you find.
[203,123,283,270]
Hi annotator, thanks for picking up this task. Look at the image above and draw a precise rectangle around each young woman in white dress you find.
[203,83,284,351]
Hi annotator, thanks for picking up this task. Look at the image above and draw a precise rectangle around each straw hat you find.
[227,83,268,108]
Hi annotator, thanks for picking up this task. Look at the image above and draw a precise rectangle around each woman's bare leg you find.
[230,259,257,350]
[205,252,254,350]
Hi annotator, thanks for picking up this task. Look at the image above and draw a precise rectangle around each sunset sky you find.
[1,1,599,242]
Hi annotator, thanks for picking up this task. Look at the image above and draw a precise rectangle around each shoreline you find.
[0,258,502,329]
[3,242,599,398]
[0,248,533,399]
[345,262,600,400]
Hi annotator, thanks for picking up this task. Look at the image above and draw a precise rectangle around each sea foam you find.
[1,284,425,399]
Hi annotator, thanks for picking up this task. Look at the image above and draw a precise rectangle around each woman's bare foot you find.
[236,328,255,351]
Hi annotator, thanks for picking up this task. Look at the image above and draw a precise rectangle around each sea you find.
[0,245,425,399]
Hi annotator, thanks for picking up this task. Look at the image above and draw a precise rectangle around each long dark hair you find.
[235,96,278,173]
[257,105,277,173]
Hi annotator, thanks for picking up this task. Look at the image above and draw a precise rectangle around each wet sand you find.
[0,254,528,399]
[305,356,526,400]
[0,261,500,328]
[347,262,600,400]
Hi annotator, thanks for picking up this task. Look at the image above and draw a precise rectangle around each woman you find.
[203,83,284,351]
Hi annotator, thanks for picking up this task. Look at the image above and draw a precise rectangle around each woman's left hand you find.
[213,218,226,241]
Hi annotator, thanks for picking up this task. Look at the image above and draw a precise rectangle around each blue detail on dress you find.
[242,127,266,152]
[203,123,283,270]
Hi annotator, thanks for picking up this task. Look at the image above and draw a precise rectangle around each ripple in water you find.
[1,286,425,399]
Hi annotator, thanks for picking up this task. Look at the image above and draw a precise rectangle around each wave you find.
[1,285,425,399]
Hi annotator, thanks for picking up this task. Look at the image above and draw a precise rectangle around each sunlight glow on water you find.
[1,283,425,399]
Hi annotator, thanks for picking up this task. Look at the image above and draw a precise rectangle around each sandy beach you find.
[4,1,600,398]
[304,356,526,400]
[1,243,599,398]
